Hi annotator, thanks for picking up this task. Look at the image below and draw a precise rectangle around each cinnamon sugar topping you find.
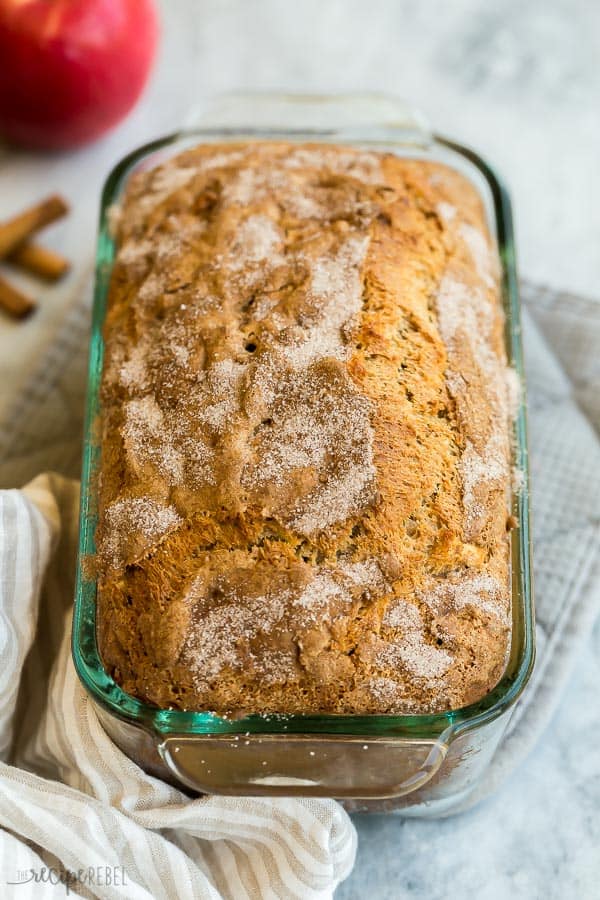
[184,557,387,685]
[101,498,182,568]
[436,269,512,534]
[420,573,510,626]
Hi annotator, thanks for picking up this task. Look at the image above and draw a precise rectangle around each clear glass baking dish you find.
[72,94,534,816]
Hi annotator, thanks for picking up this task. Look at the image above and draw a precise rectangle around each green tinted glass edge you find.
[72,129,534,739]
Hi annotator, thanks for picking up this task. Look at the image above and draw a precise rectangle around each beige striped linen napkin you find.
[1,282,599,897]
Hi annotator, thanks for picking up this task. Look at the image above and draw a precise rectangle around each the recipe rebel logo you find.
[6,865,129,895]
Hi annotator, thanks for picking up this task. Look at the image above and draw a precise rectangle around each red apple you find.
[0,0,159,150]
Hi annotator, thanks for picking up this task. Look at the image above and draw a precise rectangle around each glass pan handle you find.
[159,733,448,799]
[182,91,431,145]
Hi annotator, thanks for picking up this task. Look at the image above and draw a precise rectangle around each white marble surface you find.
[0,2,598,897]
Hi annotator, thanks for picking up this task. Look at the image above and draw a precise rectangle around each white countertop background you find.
[0,2,598,897]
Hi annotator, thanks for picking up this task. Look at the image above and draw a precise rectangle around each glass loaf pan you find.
[72,94,534,816]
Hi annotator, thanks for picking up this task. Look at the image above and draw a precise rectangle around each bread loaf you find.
[96,141,514,715]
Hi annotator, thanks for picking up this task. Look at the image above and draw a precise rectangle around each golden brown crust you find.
[96,142,513,715]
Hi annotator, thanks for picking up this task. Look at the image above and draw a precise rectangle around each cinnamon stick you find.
[0,195,69,259]
[0,275,36,319]
[8,242,71,281]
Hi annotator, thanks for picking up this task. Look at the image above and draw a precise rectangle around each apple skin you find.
[0,0,159,150]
